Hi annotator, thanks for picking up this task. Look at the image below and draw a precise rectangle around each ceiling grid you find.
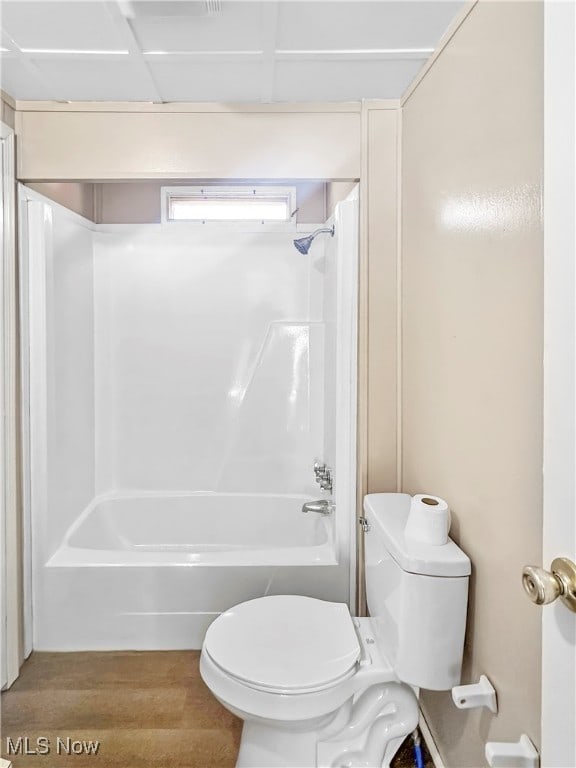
[0,0,464,102]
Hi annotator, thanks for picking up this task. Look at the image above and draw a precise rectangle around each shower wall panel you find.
[45,207,95,556]
[21,193,96,580]
[94,228,324,495]
[321,196,358,572]
[323,224,337,475]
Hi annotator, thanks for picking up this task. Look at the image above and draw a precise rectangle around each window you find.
[161,186,297,228]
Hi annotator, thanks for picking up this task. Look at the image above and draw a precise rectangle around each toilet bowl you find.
[200,595,418,768]
[200,494,471,768]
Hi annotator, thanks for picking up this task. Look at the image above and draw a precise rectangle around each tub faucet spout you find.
[302,499,333,515]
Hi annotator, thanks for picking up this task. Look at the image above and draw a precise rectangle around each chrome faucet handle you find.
[319,468,333,493]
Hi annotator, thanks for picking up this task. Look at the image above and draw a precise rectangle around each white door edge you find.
[0,119,19,689]
[542,2,576,766]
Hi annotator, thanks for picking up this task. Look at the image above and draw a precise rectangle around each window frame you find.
[160,185,297,230]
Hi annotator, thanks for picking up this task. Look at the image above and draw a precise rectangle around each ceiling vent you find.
[120,1,221,18]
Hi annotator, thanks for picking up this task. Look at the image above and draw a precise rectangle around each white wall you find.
[94,227,325,495]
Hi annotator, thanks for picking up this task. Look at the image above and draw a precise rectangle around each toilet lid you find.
[204,595,360,693]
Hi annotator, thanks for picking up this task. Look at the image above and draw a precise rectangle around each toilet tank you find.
[364,493,471,691]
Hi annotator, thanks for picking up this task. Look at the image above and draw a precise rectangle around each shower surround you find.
[20,186,358,650]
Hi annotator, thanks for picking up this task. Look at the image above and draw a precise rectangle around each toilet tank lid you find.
[364,494,471,577]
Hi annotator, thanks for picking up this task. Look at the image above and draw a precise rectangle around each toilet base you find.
[235,683,419,768]
[236,720,324,768]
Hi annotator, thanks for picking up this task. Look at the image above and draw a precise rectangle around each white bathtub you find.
[49,492,335,565]
[36,493,349,650]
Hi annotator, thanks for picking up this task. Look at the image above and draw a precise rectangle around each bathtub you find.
[35,493,349,650]
[49,492,336,565]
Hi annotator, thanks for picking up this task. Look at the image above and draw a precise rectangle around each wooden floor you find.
[1,652,432,768]
[1,651,241,768]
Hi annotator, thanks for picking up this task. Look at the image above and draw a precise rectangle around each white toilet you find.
[200,493,471,768]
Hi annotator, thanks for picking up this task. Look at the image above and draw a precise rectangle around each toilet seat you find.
[203,595,361,694]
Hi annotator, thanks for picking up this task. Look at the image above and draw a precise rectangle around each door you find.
[540,3,576,766]
[0,120,18,689]
[0,123,6,691]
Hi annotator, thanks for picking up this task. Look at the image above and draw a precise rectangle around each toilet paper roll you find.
[404,494,451,546]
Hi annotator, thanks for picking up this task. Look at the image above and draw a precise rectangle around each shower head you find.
[293,225,335,255]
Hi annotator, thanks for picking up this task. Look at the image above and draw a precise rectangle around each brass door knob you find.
[522,558,576,613]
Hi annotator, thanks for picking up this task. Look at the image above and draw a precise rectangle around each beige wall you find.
[1,99,15,129]
[364,107,399,494]
[327,182,357,218]
[27,183,95,221]
[15,108,361,180]
[354,105,399,613]
[95,181,327,224]
[25,181,327,225]
[401,2,543,766]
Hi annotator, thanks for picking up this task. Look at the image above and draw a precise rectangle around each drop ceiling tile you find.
[0,57,53,99]
[26,58,158,101]
[276,1,465,51]
[130,2,263,53]
[148,59,262,101]
[274,59,426,102]
[1,1,127,51]
[0,0,466,102]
